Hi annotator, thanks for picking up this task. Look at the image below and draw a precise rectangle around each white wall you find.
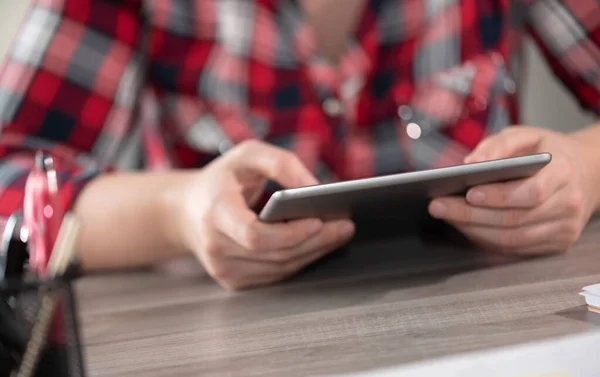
[520,40,596,131]
[0,0,595,132]
[0,0,30,62]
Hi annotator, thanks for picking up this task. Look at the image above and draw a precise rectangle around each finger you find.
[429,194,564,227]
[464,126,543,163]
[213,193,324,252]
[213,221,355,290]
[258,219,355,263]
[236,244,344,290]
[463,159,567,209]
[275,220,355,277]
[227,139,319,188]
[199,237,286,290]
[199,237,300,290]
[451,219,567,253]
[216,219,353,263]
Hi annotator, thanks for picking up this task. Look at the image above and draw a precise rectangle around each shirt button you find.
[397,105,413,121]
[323,97,343,117]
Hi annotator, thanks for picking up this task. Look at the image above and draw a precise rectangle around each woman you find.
[0,0,599,289]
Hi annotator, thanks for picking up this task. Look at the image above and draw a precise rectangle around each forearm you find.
[571,123,600,213]
[73,171,191,271]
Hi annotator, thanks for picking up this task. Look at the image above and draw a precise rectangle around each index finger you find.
[227,139,319,188]
[214,193,324,252]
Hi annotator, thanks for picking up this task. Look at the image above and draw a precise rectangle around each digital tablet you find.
[258,153,552,223]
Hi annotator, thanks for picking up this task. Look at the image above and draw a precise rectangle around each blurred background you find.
[0,0,595,133]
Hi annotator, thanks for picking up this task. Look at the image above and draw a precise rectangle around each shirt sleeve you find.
[0,0,146,230]
[525,0,600,116]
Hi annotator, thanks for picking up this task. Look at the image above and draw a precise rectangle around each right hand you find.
[169,140,355,290]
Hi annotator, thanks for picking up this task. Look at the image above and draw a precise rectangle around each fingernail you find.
[308,220,323,234]
[467,190,486,204]
[340,222,355,237]
[429,201,447,218]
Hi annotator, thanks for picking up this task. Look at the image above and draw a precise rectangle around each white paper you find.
[581,283,600,297]
[580,292,600,308]
[579,284,600,309]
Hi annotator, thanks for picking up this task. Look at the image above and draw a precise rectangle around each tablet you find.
[258,153,552,223]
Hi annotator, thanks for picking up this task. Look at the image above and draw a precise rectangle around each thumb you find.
[226,139,319,188]
[464,126,543,164]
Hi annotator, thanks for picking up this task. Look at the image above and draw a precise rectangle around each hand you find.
[427,126,597,255]
[170,140,355,290]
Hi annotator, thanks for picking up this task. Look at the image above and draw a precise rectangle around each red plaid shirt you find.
[0,0,599,231]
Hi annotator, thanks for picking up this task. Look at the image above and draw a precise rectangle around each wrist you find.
[73,170,195,270]
[159,170,198,255]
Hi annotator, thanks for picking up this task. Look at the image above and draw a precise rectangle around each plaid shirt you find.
[0,0,599,231]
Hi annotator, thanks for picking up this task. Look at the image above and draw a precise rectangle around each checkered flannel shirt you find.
[0,0,599,232]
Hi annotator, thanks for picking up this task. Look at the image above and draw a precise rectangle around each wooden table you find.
[75,216,600,377]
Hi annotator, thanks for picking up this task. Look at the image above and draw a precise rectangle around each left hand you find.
[428,126,597,255]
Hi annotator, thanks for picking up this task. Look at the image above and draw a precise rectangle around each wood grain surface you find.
[75,216,600,377]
